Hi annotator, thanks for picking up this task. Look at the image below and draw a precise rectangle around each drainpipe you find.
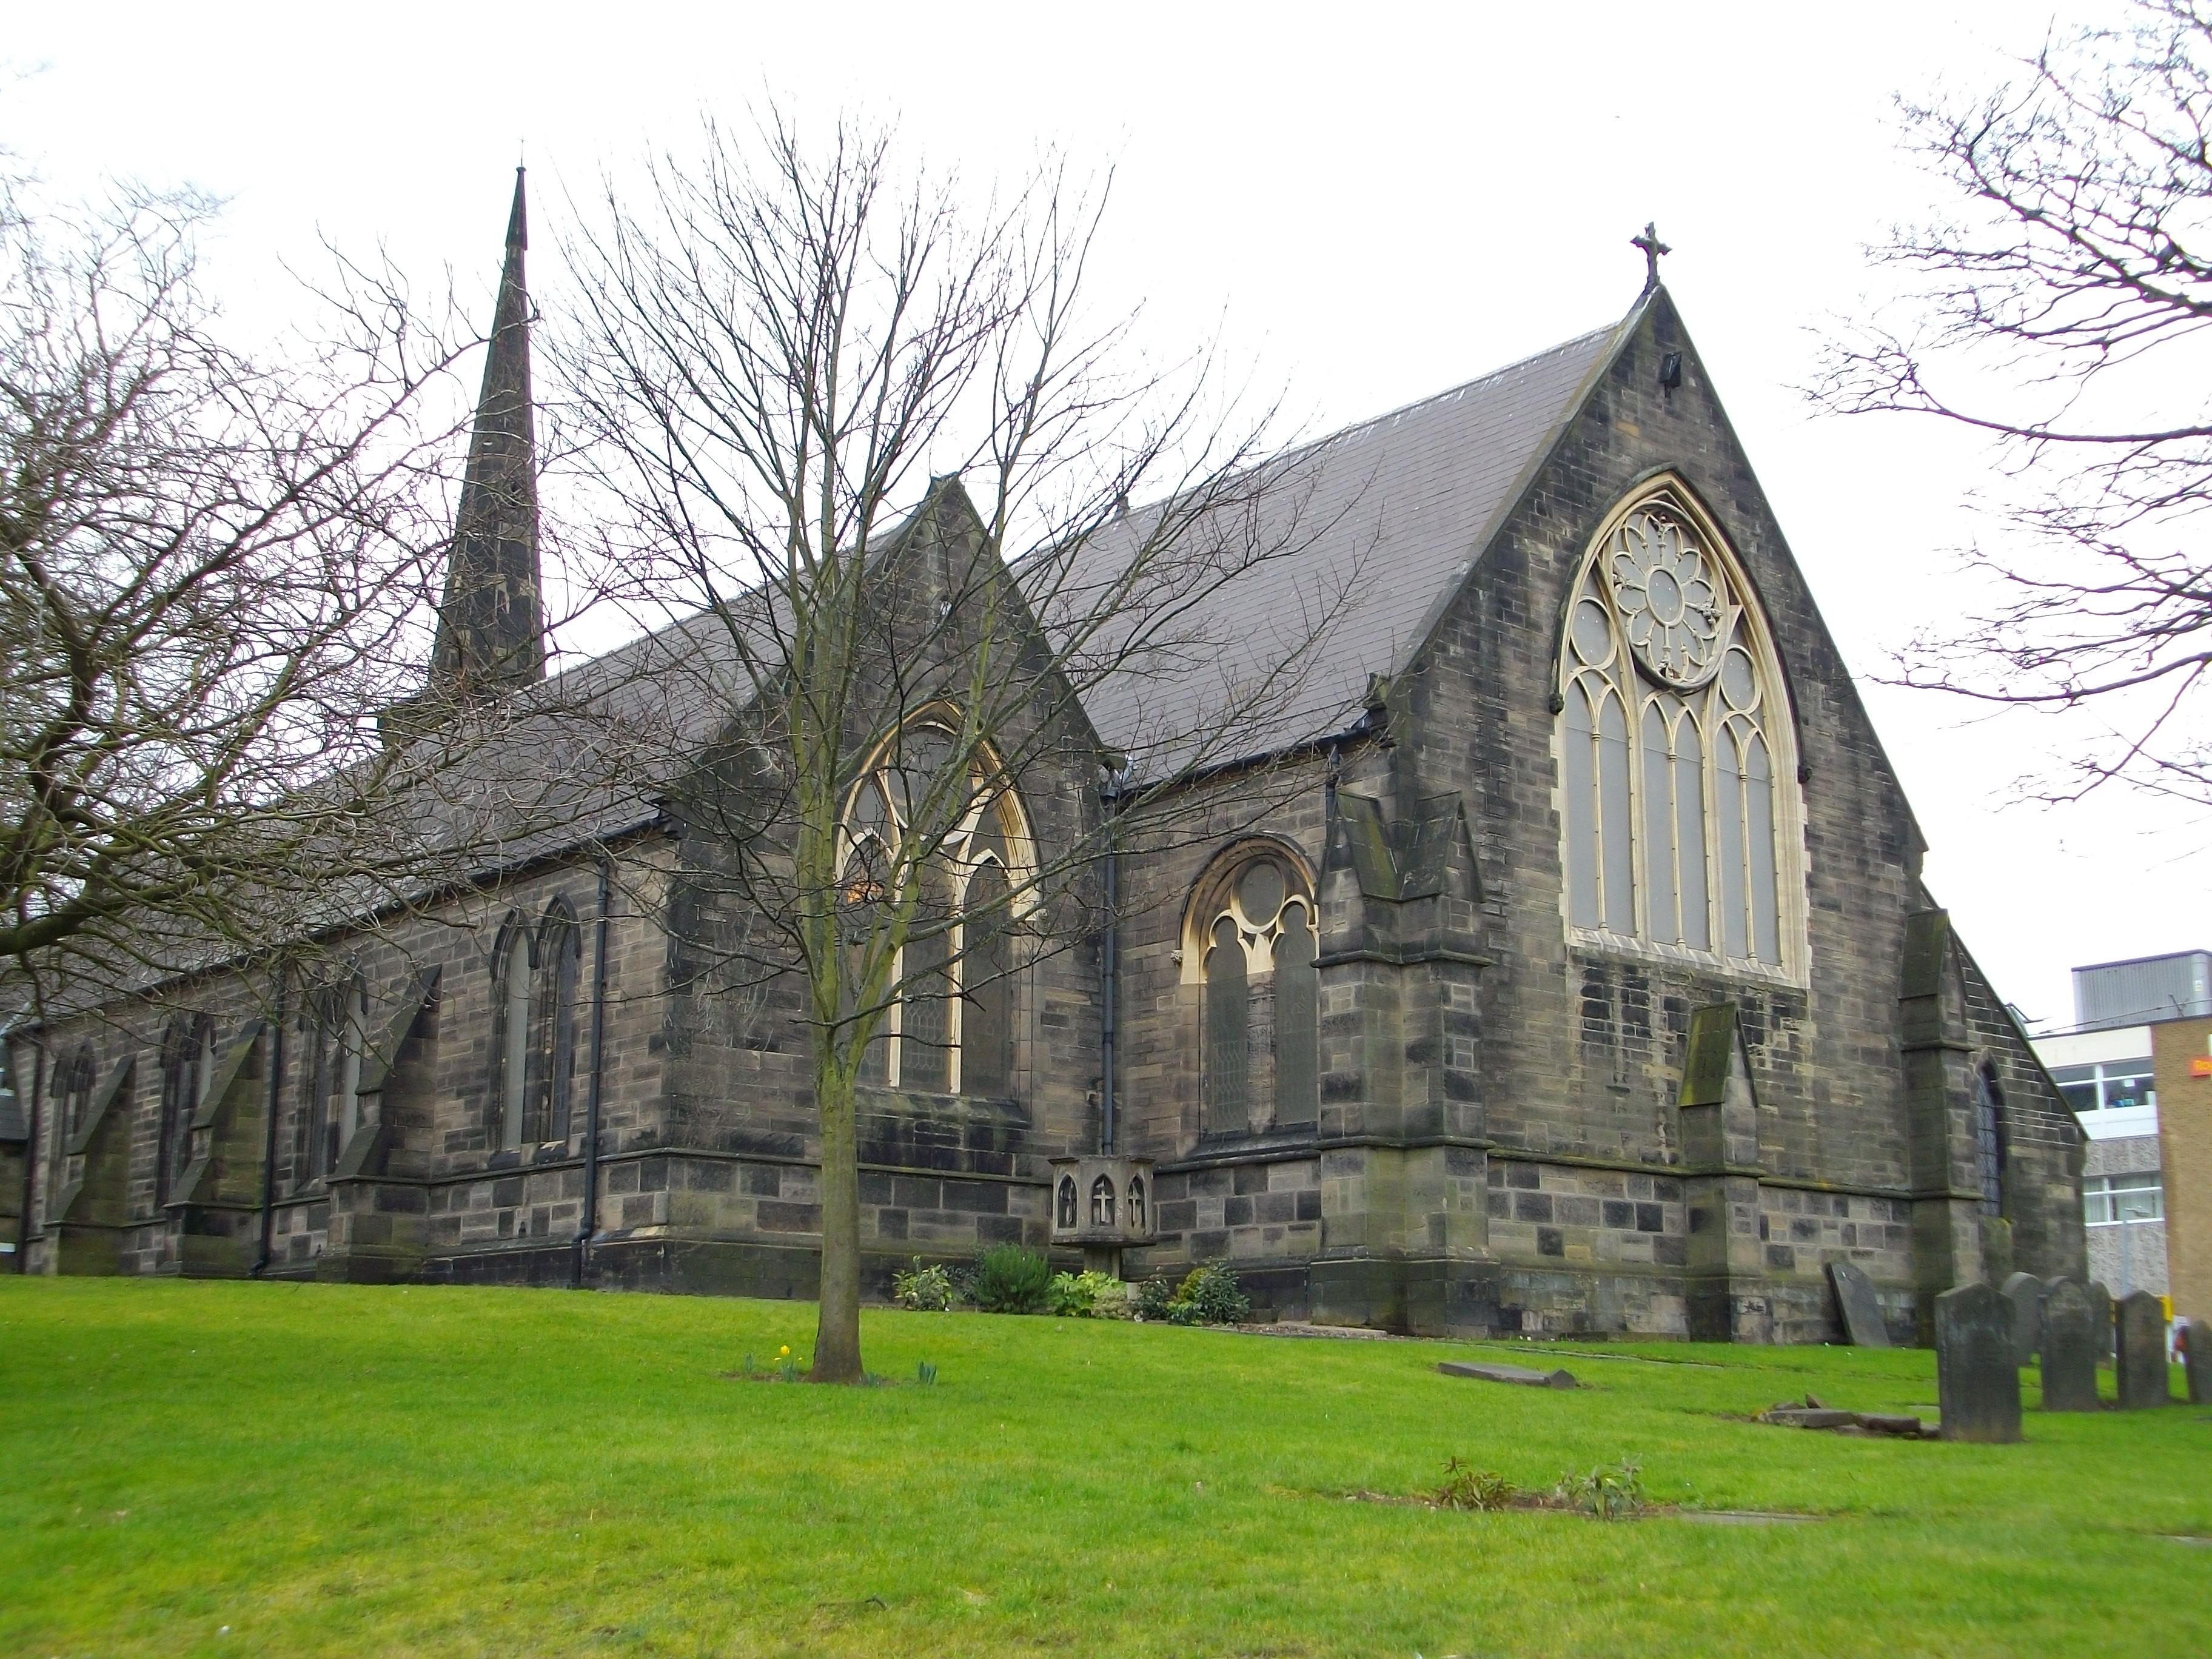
[7,1022,36,1272]
[574,853,612,1288]
[1099,763,1128,1156]
[253,970,288,1276]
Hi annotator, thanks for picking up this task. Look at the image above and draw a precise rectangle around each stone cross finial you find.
[1632,221,1672,292]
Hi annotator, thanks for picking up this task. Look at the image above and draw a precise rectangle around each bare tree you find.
[1818,0,2212,805]
[0,166,574,1014]
[559,114,1352,1382]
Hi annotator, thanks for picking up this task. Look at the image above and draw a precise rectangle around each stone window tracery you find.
[840,723,1031,1098]
[1557,488,1795,970]
[1187,845,1319,1136]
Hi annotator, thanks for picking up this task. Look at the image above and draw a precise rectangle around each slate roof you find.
[422,304,1634,830]
[1071,308,1631,771]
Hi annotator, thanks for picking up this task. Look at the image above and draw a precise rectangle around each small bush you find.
[1134,1276,1176,1321]
[891,1259,955,1312]
[1165,1262,1250,1326]
[1048,1270,1128,1318]
[1436,1457,1516,1512]
[1555,1458,1645,1520]
[971,1244,1053,1314]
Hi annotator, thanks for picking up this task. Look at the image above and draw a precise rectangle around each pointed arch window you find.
[158,1015,214,1205]
[496,920,532,1150]
[324,977,369,1173]
[52,1045,95,1184]
[1557,488,1797,971]
[839,723,1033,1099]
[534,902,581,1144]
[1973,1064,2006,1217]
[1187,846,1320,1137]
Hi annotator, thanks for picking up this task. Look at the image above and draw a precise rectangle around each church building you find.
[0,182,2085,1343]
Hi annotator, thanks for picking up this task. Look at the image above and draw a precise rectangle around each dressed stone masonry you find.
[2,185,2086,1342]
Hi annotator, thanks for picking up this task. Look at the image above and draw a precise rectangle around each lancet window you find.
[494,898,584,1150]
[53,1044,96,1172]
[1557,488,1795,970]
[1188,845,1320,1137]
[841,723,1031,1099]
[157,1015,215,1204]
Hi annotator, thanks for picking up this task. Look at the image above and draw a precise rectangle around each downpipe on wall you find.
[574,853,613,1288]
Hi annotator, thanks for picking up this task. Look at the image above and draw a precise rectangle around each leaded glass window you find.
[1557,490,1794,969]
[158,1015,213,1205]
[1973,1065,2006,1217]
[1190,847,1319,1137]
[533,902,582,1144]
[497,922,532,1150]
[839,724,1031,1098]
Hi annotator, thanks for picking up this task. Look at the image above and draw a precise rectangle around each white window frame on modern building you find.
[2046,1057,2156,1115]
[2083,1172,2163,1225]
[1553,478,1806,982]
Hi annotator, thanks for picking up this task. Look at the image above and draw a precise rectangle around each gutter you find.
[574,852,613,1288]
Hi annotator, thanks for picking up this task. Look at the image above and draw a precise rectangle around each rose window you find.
[1605,509,1724,689]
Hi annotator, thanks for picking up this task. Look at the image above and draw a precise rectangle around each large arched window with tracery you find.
[1557,484,1797,970]
[841,722,1031,1099]
[1186,845,1319,1137]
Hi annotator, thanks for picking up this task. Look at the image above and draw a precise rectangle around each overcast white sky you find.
[6,0,2203,1028]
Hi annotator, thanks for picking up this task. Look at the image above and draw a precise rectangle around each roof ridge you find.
[1276,319,1623,465]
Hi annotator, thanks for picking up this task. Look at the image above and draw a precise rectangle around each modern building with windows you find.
[0,179,2086,1342]
[2029,951,2211,1298]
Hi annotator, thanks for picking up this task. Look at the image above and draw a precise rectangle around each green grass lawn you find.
[1,1279,2207,1657]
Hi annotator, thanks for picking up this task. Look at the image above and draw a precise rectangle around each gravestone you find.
[2000,1271,2045,1367]
[2114,1290,2171,1409]
[2038,1279,2100,1412]
[1827,1260,1889,1348]
[1936,1281,2022,1443]
[2184,1321,2212,1407]
[2086,1281,2114,1361]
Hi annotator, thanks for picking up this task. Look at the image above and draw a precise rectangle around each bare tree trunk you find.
[811,1053,863,1382]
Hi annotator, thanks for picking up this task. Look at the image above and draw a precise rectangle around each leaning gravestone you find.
[2000,1271,2045,1367]
[1936,1281,2022,1443]
[2184,1321,2212,1407]
[2087,1281,2114,1362]
[2039,1279,2100,1412]
[1827,1259,1889,1348]
[2114,1290,2171,1409]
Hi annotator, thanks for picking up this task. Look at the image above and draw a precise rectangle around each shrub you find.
[1134,1276,1177,1321]
[891,1259,955,1312]
[1555,1458,1645,1520]
[971,1244,1053,1314]
[1165,1262,1250,1326]
[1048,1270,1128,1318]
[1436,1457,1516,1512]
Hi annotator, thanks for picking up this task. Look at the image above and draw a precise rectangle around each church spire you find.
[430,167,543,699]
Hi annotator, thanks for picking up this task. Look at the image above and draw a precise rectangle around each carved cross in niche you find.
[1632,221,1672,292]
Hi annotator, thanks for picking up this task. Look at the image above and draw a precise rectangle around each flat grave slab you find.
[1437,1360,1579,1389]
